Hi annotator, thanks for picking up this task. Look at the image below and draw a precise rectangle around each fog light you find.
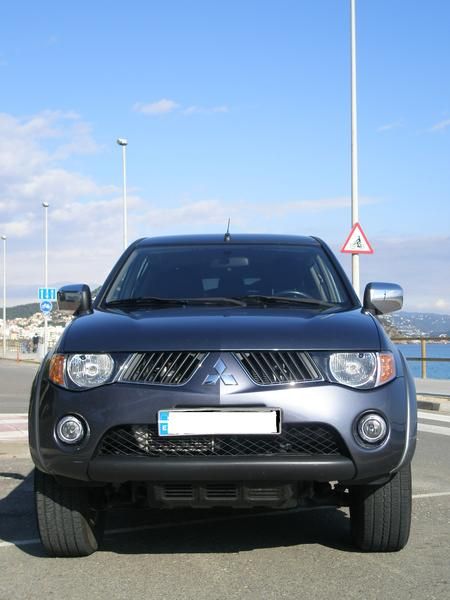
[56,416,85,445]
[357,413,387,444]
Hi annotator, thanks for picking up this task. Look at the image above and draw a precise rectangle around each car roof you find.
[136,234,320,247]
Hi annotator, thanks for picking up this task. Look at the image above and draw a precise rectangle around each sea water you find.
[396,343,450,380]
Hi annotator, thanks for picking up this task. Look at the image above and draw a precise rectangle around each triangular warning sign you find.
[341,222,374,254]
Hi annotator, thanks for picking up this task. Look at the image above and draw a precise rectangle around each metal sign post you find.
[1,235,6,358]
[42,202,49,356]
[117,138,128,250]
[350,0,360,297]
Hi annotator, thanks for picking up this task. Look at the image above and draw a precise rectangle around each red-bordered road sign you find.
[341,222,374,254]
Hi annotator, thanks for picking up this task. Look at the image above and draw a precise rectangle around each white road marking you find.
[0,431,28,440]
[412,491,450,499]
[0,538,40,549]
[0,414,28,418]
[418,411,450,423]
[418,423,450,437]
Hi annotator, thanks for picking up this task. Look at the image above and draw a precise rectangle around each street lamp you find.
[1,235,6,358]
[42,202,49,356]
[117,138,128,250]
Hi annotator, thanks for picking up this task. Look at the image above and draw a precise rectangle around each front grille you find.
[233,351,321,385]
[97,424,345,457]
[162,484,194,500]
[156,483,291,505]
[120,351,208,385]
[160,484,280,502]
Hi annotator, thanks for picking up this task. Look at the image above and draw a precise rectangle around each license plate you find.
[158,409,280,436]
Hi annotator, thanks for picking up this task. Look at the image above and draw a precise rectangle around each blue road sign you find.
[40,300,53,316]
[38,287,57,301]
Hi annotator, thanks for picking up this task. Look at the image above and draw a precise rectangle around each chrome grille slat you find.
[157,353,178,383]
[121,351,208,385]
[246,352,269,384]
[233,351,321,385]
[167,352,191,383]
[287,352,307,379]
[177,352,205,383]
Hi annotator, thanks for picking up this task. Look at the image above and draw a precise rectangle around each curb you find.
[417,400,441,412]
[0,357,40,365]
[417,393,450,413]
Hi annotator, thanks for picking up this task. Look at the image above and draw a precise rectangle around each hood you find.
[59,307,381,353]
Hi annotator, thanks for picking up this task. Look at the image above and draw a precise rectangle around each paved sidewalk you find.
[415,377,450,396]
[0,414,28,441]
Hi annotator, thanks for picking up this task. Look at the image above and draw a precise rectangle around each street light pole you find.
[42,202,49,357]
[350,0,360,298]
[1,235,6,358]
[117,138,128,250]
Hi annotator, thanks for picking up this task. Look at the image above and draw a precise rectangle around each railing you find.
[0,338,56,362]
[391,337,450,379]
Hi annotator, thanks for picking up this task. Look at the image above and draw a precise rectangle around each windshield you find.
[103,244,352,308]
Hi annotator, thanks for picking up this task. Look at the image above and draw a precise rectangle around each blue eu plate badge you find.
[158,411,170,436]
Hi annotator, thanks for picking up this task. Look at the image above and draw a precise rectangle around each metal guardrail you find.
[392,337,450,379]
[0,338,56,362]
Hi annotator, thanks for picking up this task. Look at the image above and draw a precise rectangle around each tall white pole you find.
[1,235,6,358]
[43,202,49,357]
[117,138,128,250]
[350,0,360,298]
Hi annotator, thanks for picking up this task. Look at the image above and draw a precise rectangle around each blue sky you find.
[0,0,449,312]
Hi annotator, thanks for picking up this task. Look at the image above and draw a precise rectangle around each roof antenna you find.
[224,218,231,242]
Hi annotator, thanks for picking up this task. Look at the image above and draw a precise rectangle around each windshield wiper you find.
[181,297,247,307]
[105,296,247,308]
[236,295,334,309]
[105,296,187,307]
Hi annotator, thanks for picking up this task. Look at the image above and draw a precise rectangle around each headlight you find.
[67,354,114,388]
[328,352,395,389]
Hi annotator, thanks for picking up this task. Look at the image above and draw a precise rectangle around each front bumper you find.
[90,455,355,482]
[29,370,416,485]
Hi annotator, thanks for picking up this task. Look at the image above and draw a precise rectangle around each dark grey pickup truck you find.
[29,234,416,556]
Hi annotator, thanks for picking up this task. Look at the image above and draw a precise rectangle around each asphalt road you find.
[0,360,38,413]
[0,429,449,599]
[0,361,449,599]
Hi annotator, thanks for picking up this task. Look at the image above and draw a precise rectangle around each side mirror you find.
[57,284,92,316]
[363,282,403,315]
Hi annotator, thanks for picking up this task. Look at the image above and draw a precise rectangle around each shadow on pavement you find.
[0,468,47,557]
[1,470,355,557]
[102,505,354,555]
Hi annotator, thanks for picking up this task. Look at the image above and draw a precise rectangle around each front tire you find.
[349,463,412,552]
[34,469,104,557]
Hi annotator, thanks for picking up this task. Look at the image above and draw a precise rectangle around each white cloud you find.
[435,298,450,311]
[133,100,229,117]
[428,118,450,132]
[0,111,126,298]
[377,121,402,132]
[182,105,229,115]
[133,99,180,115]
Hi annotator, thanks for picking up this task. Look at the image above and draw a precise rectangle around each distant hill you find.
[7,302,40,319]
[383,312,450,338]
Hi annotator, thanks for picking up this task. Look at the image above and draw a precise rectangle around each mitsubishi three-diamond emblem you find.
[203,358,238,385]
